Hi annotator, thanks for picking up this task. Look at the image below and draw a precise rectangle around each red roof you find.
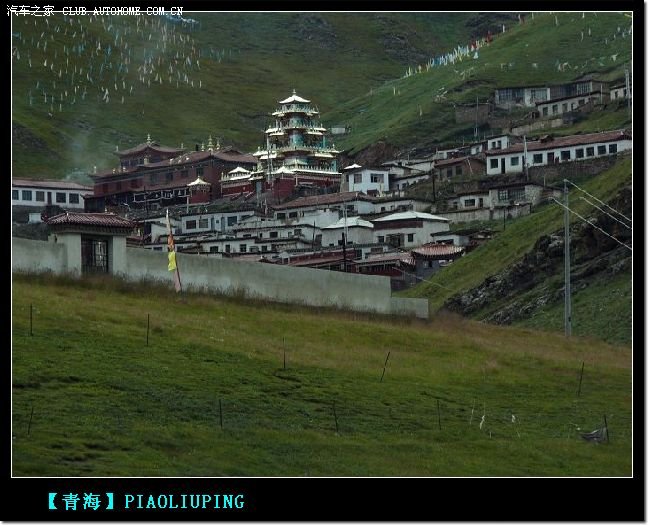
[116,142,184,157]
[12,178,92,191]
[412,244,465,259]
[46,212,135,229]
[272,191,374,210]
[435,156,485,168]
[485,130,631,155]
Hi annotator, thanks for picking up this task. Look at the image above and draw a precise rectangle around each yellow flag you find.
[168,251,177,272]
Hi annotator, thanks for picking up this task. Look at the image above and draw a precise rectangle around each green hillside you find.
[400,157,632,344]
[328,11,632,153]
[12,273,631,476]
[11,12,502,180]
[11,12,631,181]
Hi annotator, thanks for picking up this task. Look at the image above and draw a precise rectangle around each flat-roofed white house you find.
[12,178,93,210]
[484,129,632,176]
[485,135,512,151]
[321,216,374,246]
[342,166,390,195]
[610,83,631,101]
[535,93,599,118]
[372,211,450,249]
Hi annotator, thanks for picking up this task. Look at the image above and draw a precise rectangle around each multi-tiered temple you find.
[253,90,341,198]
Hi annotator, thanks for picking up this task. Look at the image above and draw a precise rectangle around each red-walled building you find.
[87,135,257,211]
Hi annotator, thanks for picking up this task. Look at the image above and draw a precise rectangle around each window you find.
[370,173,384,183]
[586,147,595,157]
[12,189,19,200]
[34,190,45,202]
[498,189,508,201]
[210,246,219,253]
[510,157,520,166]
[239,244,247,253]
[497,140,502,149]
[150,173,160,184]
[407,234,414,243]
[597,145,606,155]
[196,166,204,176]
[380,207,386,212]
[166,172,173,183]
[542,107,549,116]
[446,168,453,178]
[455,166,462,176]
[262,245,268,252]
[490,159,499,169]
[353,173,362,184]
[225,244,230,253]
[562,103,568,112]
[22,190,33,201]
[69,193,80,204]
[288,212,298,219]
[56,192,66,203]
[609,144,618,154]
[510,188,526,201]
[552,104,558,114]
[186,220,197,230]
[199,218,208,229]
[575,149,584,159]
[578,99,585,105]
[294,229,302,236]
[532,153,543,164]
[258,232,263,238]
[276,213,286,219]
[180,170,189,178]
[227,216,238,226]
[377,236,385,243]
[251,246,259,253]
[560,150,571,161]
[464,199,476,207]
[269,231,278,238]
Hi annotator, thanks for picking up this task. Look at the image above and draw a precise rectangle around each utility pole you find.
[564,179,572,337]
[523,135,529,181]
[624,66,631,119]
[341,232,347,273]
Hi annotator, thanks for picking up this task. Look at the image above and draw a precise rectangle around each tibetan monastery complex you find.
[86,90,340,211]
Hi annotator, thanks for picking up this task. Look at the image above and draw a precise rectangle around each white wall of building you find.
[486,138,632,175]
[346,168,390,194]
[12,186,91,209]
[374,221,449,249]
[321,226,374,247]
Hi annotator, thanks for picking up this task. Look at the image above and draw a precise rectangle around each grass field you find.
[12,273,631,476]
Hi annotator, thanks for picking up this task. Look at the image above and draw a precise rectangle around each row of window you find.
[12,189,80,204]
[540,98,588,116]
[184,215,239,230]
[489,143,618,169]
[103,168,201,193]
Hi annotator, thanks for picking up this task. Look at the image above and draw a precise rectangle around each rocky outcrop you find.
[444,187,632,324]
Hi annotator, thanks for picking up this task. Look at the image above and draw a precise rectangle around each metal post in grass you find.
[27,405,34,436]
[604,414,609,444]
[219,399,223,430]
[146,314,150,346]
[577,361,585,397]
[436,399,442,431]
[29,304,33,336]
[283,337,286,370]
[333,401,339,434]
[380,351,391,382]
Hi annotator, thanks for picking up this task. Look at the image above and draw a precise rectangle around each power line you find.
[551,198,632,252]
[579,196,631,230]
[396,267,456,292]
[565,179,631,224]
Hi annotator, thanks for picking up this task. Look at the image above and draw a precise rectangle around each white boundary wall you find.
[11,237,428,319]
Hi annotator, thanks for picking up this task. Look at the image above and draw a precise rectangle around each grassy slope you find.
[399,157,632,324]
[12,273,630,476]
[328,11,632,153]
[10,12,480,180]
